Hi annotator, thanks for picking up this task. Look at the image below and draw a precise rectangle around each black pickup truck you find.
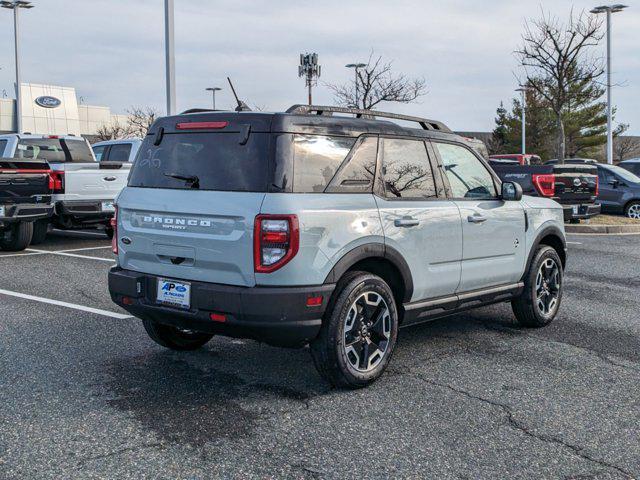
[0,158,54,251]
[488,159,601,222]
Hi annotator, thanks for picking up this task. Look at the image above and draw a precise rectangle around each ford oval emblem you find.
[121,237,132,245]
[573,178,582,187]
[35,96,61,108]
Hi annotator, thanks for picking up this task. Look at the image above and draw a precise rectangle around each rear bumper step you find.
[0,203,54,224]
[562,203,601,221]
[108,267,335,347]
[55,201,114,224]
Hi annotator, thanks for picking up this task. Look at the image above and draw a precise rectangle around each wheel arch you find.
[526,224,567,272]
[323,243,414,305]
[623,198,640,217]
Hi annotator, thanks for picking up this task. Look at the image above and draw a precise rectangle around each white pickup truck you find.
[0,134,130,242]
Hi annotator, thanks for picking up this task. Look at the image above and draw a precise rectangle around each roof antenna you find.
[227,77,251,112]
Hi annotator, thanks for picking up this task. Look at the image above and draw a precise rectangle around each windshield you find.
[128,132,270,191]
[607,165,640,184]
[14,138,95,163]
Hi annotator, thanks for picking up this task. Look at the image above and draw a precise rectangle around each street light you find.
[205,87,222,110]
[164,0,176,115]
[345,63,367,109]
[1,0,34,134]
[590,4,628,164]
[515,86,530,155]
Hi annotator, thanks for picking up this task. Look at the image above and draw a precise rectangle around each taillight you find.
[48,171,64,193]
[111,206,118,254]
[253,214,299,273]
[594,176,599,197]
[532,174,556,197]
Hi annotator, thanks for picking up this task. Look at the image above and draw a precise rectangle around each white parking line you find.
[52,229,107,237]
[60,246,112,253]
[0,288,132,319]
[566,241,582,245]
[25,248,115,263]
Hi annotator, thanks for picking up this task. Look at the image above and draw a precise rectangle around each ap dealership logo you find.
[162,282,187,293]
[35,96,62,108]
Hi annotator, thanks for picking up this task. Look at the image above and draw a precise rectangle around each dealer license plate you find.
[156,278,191,309]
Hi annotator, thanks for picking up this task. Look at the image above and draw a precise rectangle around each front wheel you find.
[512,245,563,328]
[310,271,399,388]
[0,221,34,251]
[625,201,640,219]
[142,318,214,351]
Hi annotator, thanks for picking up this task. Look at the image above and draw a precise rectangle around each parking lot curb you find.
[565,223,640,234]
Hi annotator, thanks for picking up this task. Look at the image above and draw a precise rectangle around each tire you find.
[104,226,114,240]
[30,219,49,245]
[0,221,34,252]
[142,317,214,351]
[624,201,640,219]
[512,245,563,328]
[310,271,399,388]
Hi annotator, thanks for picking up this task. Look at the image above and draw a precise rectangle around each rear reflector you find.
[532,174,556,197]
[122,296,134,305]
[176,121,229,130]
[306,296,323,307]
[210,313,226,322]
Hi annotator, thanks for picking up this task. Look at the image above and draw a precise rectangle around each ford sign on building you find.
[0,83,128,136]
[35,96,62,109]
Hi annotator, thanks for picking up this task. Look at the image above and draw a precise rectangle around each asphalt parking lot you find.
[1,230,639,479]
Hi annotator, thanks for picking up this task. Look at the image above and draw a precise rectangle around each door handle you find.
[394,217,420,227]
[467,214,487,223]
[103,176,117,181]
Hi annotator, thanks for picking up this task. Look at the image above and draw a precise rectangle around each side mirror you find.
[502,181,523,201]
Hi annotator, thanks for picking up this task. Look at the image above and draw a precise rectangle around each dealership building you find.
[0,83,127,139]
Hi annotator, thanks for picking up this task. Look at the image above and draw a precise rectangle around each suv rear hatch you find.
[0,158,51,205]
[552,164,598,205]
[117,114,273,287]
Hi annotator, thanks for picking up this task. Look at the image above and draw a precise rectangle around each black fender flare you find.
[525,224,567,273]
[323,243,414,303]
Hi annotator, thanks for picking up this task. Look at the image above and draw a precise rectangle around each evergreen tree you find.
[489,102,510,154]
[563,79,607,158]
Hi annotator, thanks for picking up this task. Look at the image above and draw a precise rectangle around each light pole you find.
[1,0,33,134]
[515,86,529,155]
[164,0,176,115]
[345,63,367,109]
[205,87,221,110]
[591,4,628,164]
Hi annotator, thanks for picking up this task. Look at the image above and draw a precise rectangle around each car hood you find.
[522,195,562,210]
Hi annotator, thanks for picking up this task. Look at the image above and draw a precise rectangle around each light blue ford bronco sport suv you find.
[108,105,566,388]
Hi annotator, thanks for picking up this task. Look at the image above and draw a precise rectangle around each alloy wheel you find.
[627,204,640,219]
[343,291,391,372]
[535,258,561,316]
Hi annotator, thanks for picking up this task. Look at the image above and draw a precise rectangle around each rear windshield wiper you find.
[164,172,200,189]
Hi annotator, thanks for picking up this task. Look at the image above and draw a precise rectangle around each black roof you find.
[149,105,458,142]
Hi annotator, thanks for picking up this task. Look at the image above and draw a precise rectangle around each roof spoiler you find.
[285,104,451,133]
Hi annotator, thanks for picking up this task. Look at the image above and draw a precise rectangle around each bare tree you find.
[614,125,640,162]
[126,106,158,138]
[327,51,426,110]
[94,120,129,142]
[516,9,604,163]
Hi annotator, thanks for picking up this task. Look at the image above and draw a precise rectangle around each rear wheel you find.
[625,201,640,219]
[310,271,398,388]
[142,318,214,351]
[0,221,34,252]
[512,245,563,328]
[30,219,49,245]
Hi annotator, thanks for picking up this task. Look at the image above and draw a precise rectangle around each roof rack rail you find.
[285,104,451,133]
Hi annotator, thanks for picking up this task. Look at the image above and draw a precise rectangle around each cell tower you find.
[298,53,321,105]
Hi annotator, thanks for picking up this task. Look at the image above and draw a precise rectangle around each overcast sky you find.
[0,0,638,134]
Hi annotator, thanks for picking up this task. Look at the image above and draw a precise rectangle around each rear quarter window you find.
[292,135,356,193]
[0,139,7,157]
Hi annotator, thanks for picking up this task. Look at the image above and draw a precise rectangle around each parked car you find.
[488,159,600,222]
[545,158,598,165]
[618,158,640,177]
[0,157,54,250]
[92,139,142,164]
[490,154,542,166]
[109,105,567,388]
[596,164,640,219]
[0,134,131,241]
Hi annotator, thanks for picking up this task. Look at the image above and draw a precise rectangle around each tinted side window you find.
[325,137,377,193]
[0,139,7,157]
[597,167,613,183]
[436,143,497,199]
[93,145,106,161]
[293,135,356,193]
[381,138,436,199]
[108,143,132,163]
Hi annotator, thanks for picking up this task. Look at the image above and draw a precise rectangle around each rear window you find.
[14,138,94,163]
[93,145,106,161]
[128,132,270,191]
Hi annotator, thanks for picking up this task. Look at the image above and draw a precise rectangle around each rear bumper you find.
[0,203,53,225]
[562,203,601,221]
[55,200,114,224]
[108,267,335,348]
